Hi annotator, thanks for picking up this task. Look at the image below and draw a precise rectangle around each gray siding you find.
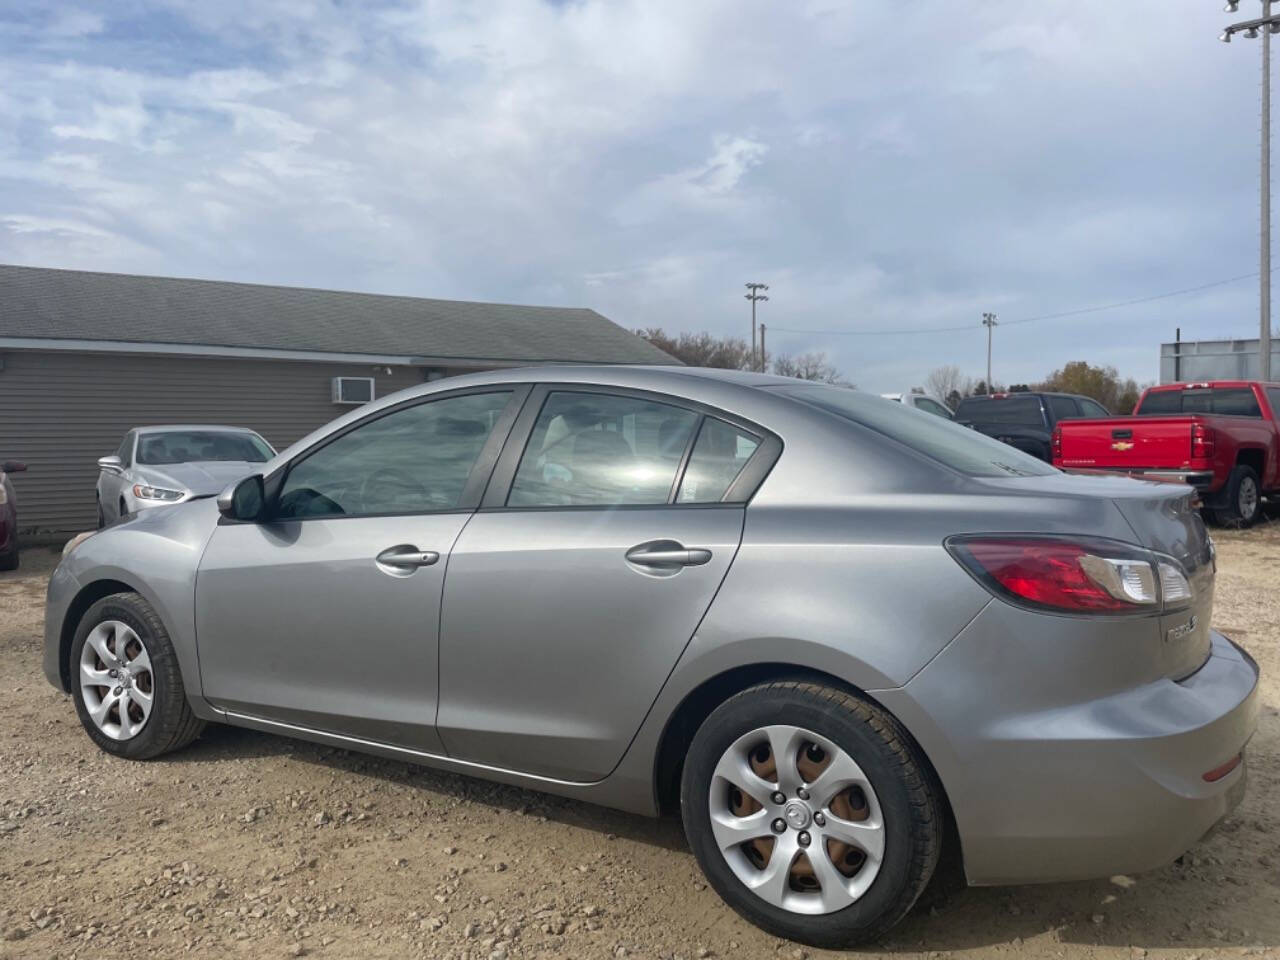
[0,350,436,533]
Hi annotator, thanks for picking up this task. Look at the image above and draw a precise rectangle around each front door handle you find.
[625,542,713,567]
[375,544,441,575]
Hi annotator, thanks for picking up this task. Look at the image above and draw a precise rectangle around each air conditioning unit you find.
[332,376,375,405]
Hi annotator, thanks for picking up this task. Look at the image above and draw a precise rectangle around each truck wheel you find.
[1212,465,1261,528]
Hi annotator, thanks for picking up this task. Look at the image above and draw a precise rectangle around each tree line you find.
[636,329,847,384]
[924,361,1146,414]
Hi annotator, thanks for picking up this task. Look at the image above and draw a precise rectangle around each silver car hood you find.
[138,460,264,496]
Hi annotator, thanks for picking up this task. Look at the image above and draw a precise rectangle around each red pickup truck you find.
[1053,380,1280,526]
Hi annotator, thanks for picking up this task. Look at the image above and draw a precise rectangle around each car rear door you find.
[195,387,526,751]
[436,386,779,782]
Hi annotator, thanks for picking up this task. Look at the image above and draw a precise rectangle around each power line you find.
[767,269,1272,338]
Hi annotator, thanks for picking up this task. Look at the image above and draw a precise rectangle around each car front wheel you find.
[680,681,942,947]
[70,593,205,759]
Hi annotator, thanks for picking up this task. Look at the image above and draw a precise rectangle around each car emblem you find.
[1166,615,1198,642]
[783,800,812,830]
[1111,441,1135,451]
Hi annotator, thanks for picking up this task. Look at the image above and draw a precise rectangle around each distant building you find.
[0,264,673,532]
[1160,337,1280,384]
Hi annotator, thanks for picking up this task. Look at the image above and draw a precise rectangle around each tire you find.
[0,545,16,571]
[680,681,942,948]
[119,498,128,519]
[1211,465,1261,528]
[70,592,205,760]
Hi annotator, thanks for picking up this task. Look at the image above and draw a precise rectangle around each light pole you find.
[982,312,998,392]
[745,283,769,371]
[1221,0,1279,380]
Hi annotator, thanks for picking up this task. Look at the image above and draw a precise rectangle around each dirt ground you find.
[2,524,1278,960]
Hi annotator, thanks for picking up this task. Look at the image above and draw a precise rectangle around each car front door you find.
[195,387,525,751]
[436,387,777,782]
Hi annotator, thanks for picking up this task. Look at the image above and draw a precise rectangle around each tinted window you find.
[954,396,1045,426]
[916,398,953,419]
[770,384,1056,478]
[116,433,134,467]
[677,419,760,503]
[509,392,698,507]
[1268,387,1280,416]
[1135,390,1180,414]
[1079,398,1110,418]
[138,431,274,465]
[1212,387,1262,417]
[277,391,512,518]
[1046,396,1080,421]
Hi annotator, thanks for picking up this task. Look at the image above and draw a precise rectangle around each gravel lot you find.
[2,524,1278,960]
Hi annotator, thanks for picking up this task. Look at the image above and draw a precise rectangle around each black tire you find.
[680,681,942,948]
[70,592,205,759]
[1211,465,1261,528]
[0,544,16,571]
[118,498,128,519]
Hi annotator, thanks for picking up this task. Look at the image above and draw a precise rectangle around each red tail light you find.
[1051,424,1062,461]
[1191,423,1214,460]
[947,536,1170,614]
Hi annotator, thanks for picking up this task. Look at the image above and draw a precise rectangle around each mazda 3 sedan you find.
[44,366,1258,947]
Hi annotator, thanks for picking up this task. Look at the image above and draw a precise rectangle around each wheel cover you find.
[79,620,155,741]
[1240,476,1258,519]
[709,724,885,915]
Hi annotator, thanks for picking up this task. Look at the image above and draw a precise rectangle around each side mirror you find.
[97,455,123,472]
[2,460,26,474]
[218,474,265,522]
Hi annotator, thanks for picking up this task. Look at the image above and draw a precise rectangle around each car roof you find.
[134,424,265,435]
[1144,380,1280,391]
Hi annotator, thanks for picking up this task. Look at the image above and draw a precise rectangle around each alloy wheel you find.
[1239,476,1259,521]
[708,724,885,915]
[78,620,154,741]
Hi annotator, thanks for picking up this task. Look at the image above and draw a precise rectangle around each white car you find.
[96,425,275,526]
[880,392,954,419]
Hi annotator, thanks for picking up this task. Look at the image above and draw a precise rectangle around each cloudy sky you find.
[0,1,1271,390]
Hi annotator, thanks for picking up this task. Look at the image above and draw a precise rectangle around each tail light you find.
[1191,423,1215,460]
[947,536,1192,615]
[1050,424,1062,461]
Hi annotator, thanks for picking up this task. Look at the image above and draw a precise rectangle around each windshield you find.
[768,383,1058,478]
[137,430,274,465]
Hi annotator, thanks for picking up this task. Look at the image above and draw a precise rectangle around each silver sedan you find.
[95,425,275,525]
[45,366,1257,947]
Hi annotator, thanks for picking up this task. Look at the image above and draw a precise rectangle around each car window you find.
[508,392,699,507]
[954,396,1045,426]
[116,433,134,467]
[138,431,274,465]
[1212,387,1262,417]
[1135,390,1180,414]
[1079,398,1110,418]
[1046,396,1080,421]
[277,391,513,518]
[1268,387,1280,416]
[917,398,952,419]
[769,384,1057,478]
[677,419,760,503]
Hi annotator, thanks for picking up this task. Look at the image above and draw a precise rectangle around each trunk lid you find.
[1057,416,1199,469]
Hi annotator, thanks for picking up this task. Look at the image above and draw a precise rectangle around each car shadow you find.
[170,723,1279,955]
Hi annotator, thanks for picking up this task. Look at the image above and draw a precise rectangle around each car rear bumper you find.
[878,629,1258,886]
[1059,466,1217,490]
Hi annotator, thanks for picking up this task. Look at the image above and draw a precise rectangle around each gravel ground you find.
[2,523,1278,960]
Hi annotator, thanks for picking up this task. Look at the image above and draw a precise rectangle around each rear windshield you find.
[1135,387,1262,418]
[953,395,1045,426]
[768,384,1057,478]
[138,431,274,465]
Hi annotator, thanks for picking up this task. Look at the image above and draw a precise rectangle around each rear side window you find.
[1046,396,1080,421]
[954,396,1045,426]
[1212,388,1261,417]
[916,397,953,419]
[1079,398,1110,418]
[677,419,760,503]
[769,384,1056,478]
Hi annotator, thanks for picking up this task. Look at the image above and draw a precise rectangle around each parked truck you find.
[1053,380,1280,526]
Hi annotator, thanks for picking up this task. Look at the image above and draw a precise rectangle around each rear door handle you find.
[375,544,441,574]
[625,543,713,567]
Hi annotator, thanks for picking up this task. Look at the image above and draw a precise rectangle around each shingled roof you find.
[0,264,673,366]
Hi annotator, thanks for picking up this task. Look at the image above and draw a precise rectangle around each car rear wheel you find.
[0,541,16,571]
[680,681,942,947]
[1212,465,1261,528]
[70,593,204,759]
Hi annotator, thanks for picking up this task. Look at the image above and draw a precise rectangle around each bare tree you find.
[635,329,752,369]
[924,365,972,403]
[771,350,845,384]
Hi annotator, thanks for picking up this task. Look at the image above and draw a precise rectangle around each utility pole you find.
[982,312,998,393]
[759,322,767,374]
[745,283,769,371]
[1221,1,1278,380]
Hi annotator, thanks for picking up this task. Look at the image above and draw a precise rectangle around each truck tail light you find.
[947,536,1190,615]
[1051,424,1062,461]
[1191,423,1215,460]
